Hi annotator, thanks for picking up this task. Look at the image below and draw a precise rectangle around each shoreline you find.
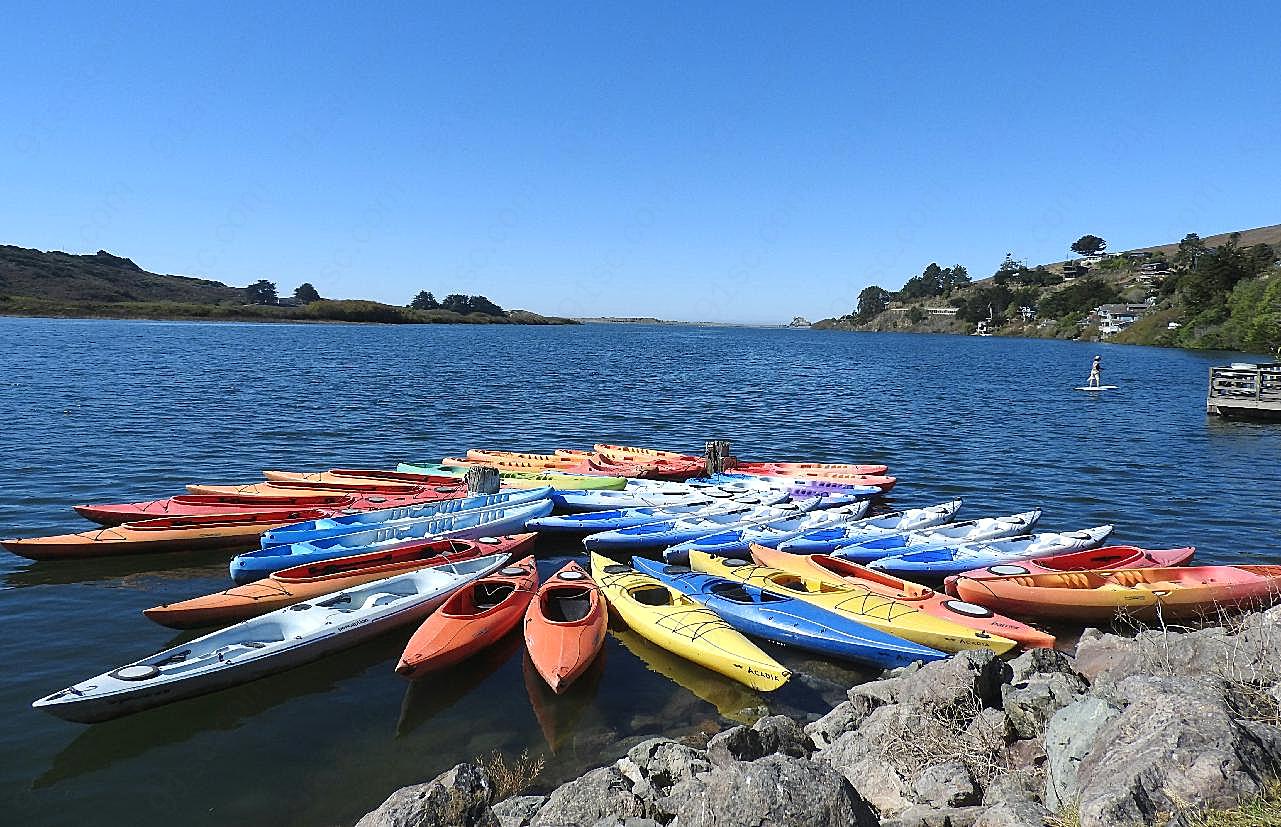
[359,606,1281,826]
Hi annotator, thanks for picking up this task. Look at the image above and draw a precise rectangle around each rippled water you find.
[2,317,1278,825]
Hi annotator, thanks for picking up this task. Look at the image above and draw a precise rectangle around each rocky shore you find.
[358,606,1281,827]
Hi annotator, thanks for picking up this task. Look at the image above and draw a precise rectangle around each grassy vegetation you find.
[1186,783,1281,827]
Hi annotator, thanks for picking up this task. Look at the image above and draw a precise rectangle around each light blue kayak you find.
[229,499,553,583]
[866,525,1115,577]
[661,501,873,563]
[582,499,822,553]
[259,487,553,547]
[831,510,1043,564]
[549,487,788,513]
[530,495,783,533]
[631,557,945,668]
[775,500,963,554]
[394,462,466,477]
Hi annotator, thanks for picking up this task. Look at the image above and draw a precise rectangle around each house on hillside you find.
[924,306,958,317]
[1094,303,1150,337]
[1061,262,1089,280]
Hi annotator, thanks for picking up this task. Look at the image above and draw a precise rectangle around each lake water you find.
[2,317,1278,825]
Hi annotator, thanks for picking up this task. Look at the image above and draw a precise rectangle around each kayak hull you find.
[523,561,608,693]
[397,556,539,678]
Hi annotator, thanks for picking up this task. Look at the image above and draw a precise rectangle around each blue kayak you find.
[775,500,963,555]
[229,499,553,583]
[688,475,882,500]
[582,500,822,552]
[866,525,1115,577]
[549,487,787,513]
[661,501,872,563]
[529,497,777,534]
[631,557,945,668]
[830,510,1043,563]
[259,487,553,547]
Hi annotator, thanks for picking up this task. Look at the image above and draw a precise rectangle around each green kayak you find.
[396,463,627,491]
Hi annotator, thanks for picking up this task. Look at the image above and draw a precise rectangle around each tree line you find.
[239,281,507,317]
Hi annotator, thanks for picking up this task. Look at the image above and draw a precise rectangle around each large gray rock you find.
[973,799,1052,827]
[1043,696,1121,810]
[622,738,709,790]
[1073,675,1281,826]
[880,804,984,827]
[896,650,1010,712]
[1006,647,1082,686]
[492,795,546,827]
[913,759,979,808]
[816,706,916,816]
[671,753,878,827]
[805,700,864,750]
[705,726,761,767]
[531,766,652,827]
[357,763,497,827]
[1002,669,1086,740]
[752,714,810,757]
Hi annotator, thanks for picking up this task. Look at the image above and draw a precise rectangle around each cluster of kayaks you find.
[11,442,1280,726]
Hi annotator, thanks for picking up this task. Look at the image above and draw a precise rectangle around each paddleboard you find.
[1075,386,1117,392]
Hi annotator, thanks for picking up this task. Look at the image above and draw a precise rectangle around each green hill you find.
[0,245,576,325]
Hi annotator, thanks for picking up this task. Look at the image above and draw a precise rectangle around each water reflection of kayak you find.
[396,628,524,738]
[522,649,606,754]
[609,625,767,727]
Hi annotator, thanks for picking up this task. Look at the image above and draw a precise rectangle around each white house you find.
[1095,302,1150,337]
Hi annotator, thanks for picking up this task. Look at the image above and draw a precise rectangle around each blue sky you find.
[4,2,1279,323]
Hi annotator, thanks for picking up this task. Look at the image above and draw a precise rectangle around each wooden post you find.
[704,440,732,476]
[465,466,501,494]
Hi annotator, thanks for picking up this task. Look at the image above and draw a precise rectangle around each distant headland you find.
[0,245,577,326]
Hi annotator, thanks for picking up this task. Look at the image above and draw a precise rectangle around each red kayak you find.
[524,561,608,693]
[732,460,890,477]
[943,545,1196,596]
[76,486,465,527]
[396,555,540,678]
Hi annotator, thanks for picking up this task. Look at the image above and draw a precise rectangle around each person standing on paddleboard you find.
[1087,355,1102,388]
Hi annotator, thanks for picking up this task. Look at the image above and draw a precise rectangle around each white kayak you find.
[529,494,784,533]
[582,499,822,552]
[661,501,873,563]
[549,486,787,513]
[866,526,1116,577]
[775,500,964,554]
[831,510,1043,563]
[32,553,510,723]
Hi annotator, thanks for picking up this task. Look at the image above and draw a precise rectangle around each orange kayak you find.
[262,468,461,487]
[185,479,463,499]
[568,449,704,480]
[74,493,358,526]
[144,534,535,628]
[951,565,1281,622]
[396,555,539,678]
[523,561,608,693]
[445,455,593,474]
[943,545,1196,594]
[749,544,1055,649]
[593,444,701,463]
[4,509,329,561]
[464,450,587,470]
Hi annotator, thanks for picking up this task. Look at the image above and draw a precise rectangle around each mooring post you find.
[465,466,501,494]
[704,440,732,476]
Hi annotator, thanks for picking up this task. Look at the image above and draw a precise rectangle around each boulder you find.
[671,753,878,827]
[913,759,979,808]
[492,795,546,827]
[590,819,662,827]
[1043,696,1121,810]
[880,804,984,827]
[972,799,1052,827]
[1001,671,1086,740]
[623,738,709,790]
[705,726,762,767]
[895,650,1009,712]
[1005,647,1082,686]
[752,714,810,757]
[357,763,497,827]
[531,766,652,827]
[1073,675,1281,826]
[805,701,864,750]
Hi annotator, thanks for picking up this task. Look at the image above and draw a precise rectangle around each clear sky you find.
[4,2,1279,323]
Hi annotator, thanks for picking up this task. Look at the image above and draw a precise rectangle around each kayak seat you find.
[361,592,403,610]
[474,583,516,610]
[545,589,592,622]
[708,582,754,603]
[631,586,675,607]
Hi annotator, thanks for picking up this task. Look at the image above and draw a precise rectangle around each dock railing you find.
[1207,363,1281,417]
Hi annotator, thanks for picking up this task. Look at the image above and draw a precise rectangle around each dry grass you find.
[1046,802,1081,827]
[877,690,1011,789]
[1183,782,1281,827]
[479,749,546,799]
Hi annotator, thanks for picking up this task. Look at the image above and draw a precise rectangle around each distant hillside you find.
[0,245,576,326]
[0,245,245,304]
[813,222,1280,353]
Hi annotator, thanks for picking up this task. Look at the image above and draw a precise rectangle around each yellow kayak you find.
[589,552,790,692]
[687,551,1018,656]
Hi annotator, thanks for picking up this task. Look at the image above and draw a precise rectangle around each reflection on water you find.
[395,629,524,738]
[523,649,606,754]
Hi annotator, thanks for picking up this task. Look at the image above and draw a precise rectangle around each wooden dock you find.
[1207,363,1281,420]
